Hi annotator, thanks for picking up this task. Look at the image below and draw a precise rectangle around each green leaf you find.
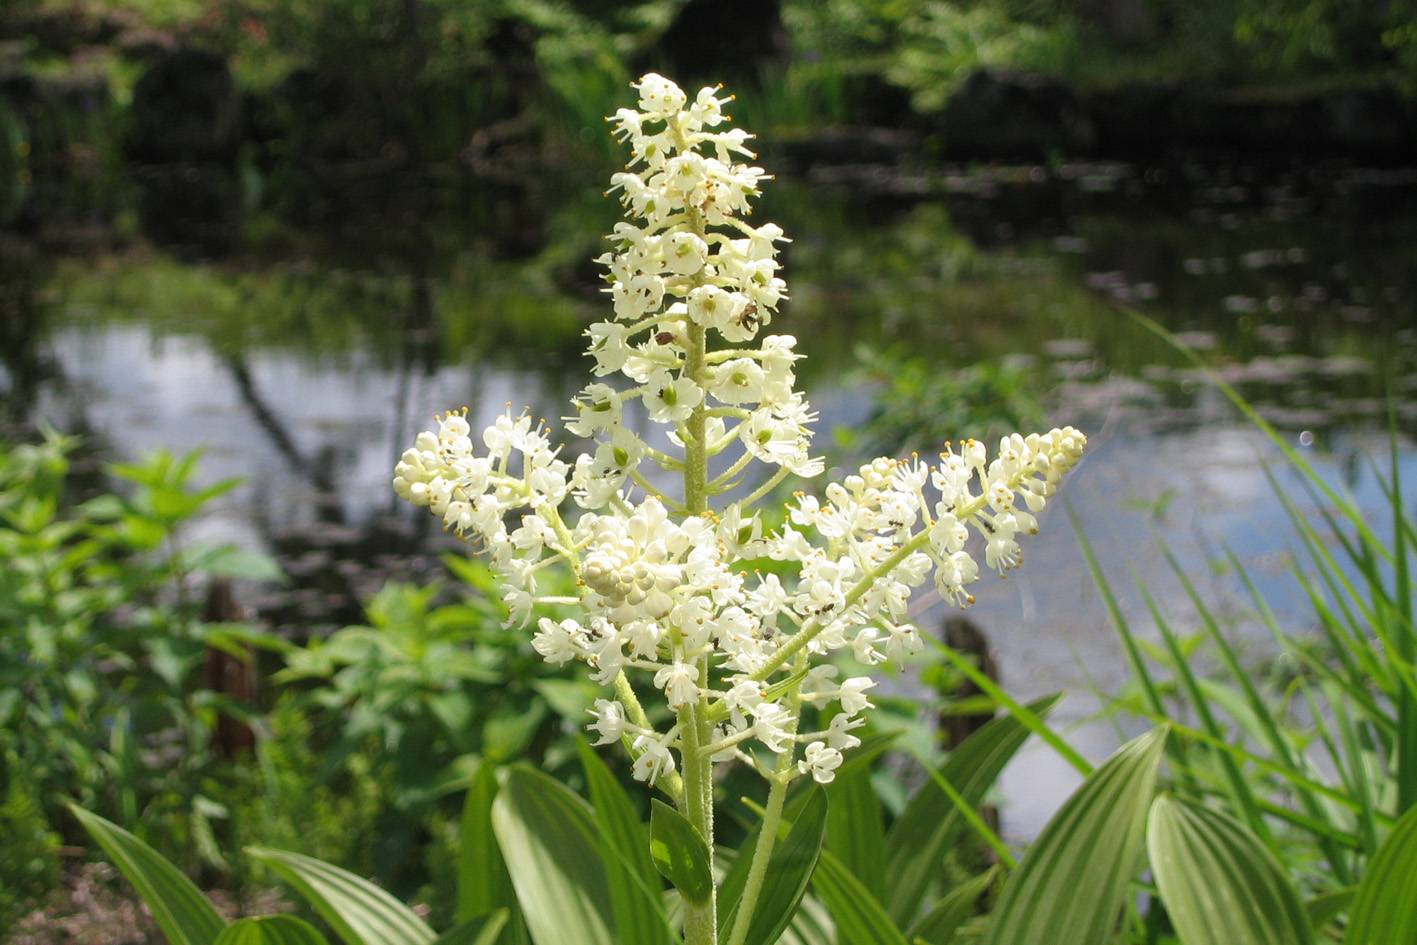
[491,765,618,945]
[1344,802,1417,945]
[810,849,910,945]
[906,868,998,945]
[246,848,435,945]
[824,743,888,906]
[213,916,329,945]
[980,727,1167,945]
[1148,793,1314,945]
[649,799,714,906]
[70,805,227,945]
[457,762,515,927]
[1305,887,1356,935]
[885,693,1062,927]
[721,785,828,945]
[577,740,671,945]
[189,544,287,582]
[433,911,510,945]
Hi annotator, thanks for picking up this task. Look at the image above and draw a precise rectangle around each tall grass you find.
[1079,310,1415,906]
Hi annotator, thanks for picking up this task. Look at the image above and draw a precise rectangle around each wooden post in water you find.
[202,578,258,757]
[938,615,999,750]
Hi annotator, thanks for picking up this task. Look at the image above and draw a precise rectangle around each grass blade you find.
[810,849,910,945]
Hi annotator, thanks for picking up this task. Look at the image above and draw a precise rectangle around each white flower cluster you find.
[392,74,1086,788]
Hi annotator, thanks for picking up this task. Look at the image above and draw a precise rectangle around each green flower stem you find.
[725,703,800,945]
[738,465,791,509]
[750,482,1006,684]
[678,693,717,945]
[678,204,717,943]
[614,671,684,802]
[750,529,928,683]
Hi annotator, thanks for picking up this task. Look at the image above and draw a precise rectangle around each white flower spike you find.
[393,73,1086,791]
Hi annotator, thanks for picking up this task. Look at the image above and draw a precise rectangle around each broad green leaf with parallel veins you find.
[246,848,435,945]
[1344,802,1417,945]
[980,727,1167,945]
[213,916,329,945]
[70,805,227,945]
[456,762,528,945]
[491,765,617,945]
[432,911,511,945]
[885,693,1062,928]
[720,786,828,945]
[906,868,998,945]
[578,740,672,945]
[810,849,910,945]
[1148,793,1314,945]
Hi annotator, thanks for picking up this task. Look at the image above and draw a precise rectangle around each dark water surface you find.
[7,154,1416,836]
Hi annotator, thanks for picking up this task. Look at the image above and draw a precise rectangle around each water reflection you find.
[9,153,1417,837]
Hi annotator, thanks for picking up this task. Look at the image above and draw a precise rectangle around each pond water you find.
[7,152,1417,839]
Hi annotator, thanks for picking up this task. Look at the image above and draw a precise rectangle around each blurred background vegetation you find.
[3,0,1417,940]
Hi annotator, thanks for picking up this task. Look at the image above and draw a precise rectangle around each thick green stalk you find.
[725,719,799,945]
[680,294,716,945]
[678,696,717,945]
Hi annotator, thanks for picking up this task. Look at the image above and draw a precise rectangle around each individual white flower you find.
[824,713,865,751]
[588,698,631,746]
[799,741,843,784]
[635,73,687,116]
[838,677,877,714]
[935,550,980,607]
[665,231,709,275]
[631,732,678,784]
[654,661,701,710]
[710,358,767,405]
[752,702,795,753]
[881,620,924,662]
[533,617,583,664]
[566,383,625,437]
[644,369,704,423]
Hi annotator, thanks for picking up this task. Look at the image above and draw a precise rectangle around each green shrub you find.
[0,429,283,890]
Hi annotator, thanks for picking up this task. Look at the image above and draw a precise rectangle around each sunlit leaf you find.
[980,727,1167,945]
[578,740,672,945]
[457,761,524,944]
[491,765,617,945]
[1148,793,1313,945]
[650,799,714,906]
[70,805,227,945]
[1344,802,1417,945]
[213,916,329,945]
[247,848,435,945]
